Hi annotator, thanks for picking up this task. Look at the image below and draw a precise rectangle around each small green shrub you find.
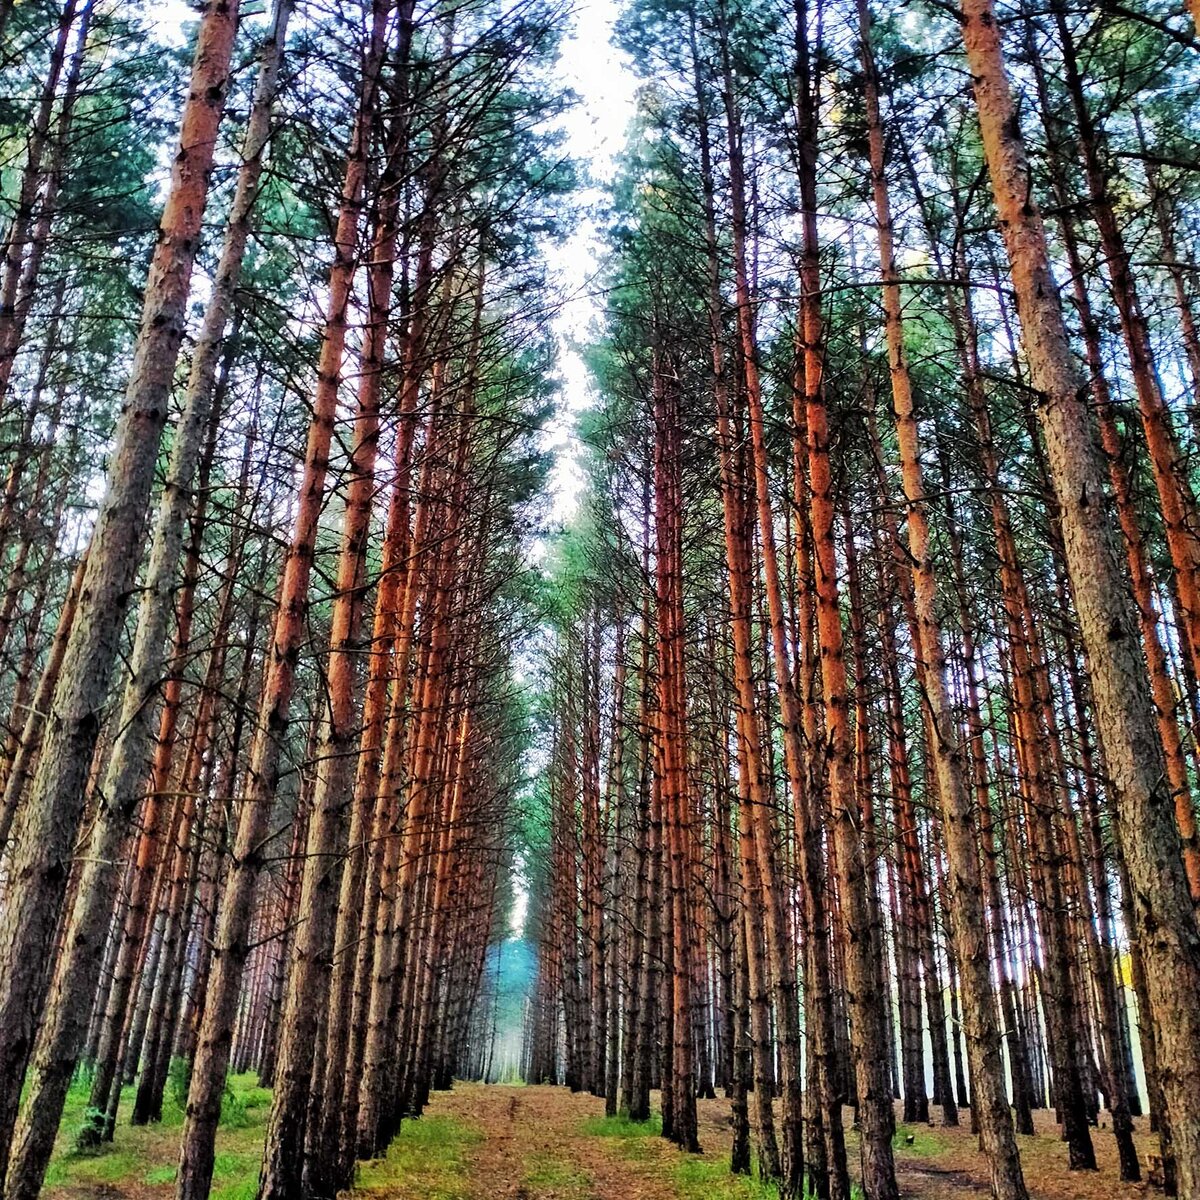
[240,1085,272,1110]
[580,1110,663,1138]
[169,1055,191,1111]
[219,1081,248,1129]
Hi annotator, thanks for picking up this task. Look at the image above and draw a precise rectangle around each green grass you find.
[668,1155,783,1200]
[210,1145,265,1200]
[211,1178,260,1200]
[578,1107,867,1200]
[612,1136,654,1163]
[354,1114,483,1198]
[43,1070,269,1197]
[579,1110,663,1163]
[580,1110,792,1199]
[892,1123,952,1158]
[579,1110,663,1138]
[523,1150,593,1194]
[44,1148,141,1189]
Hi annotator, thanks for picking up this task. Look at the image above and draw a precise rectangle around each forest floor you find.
[40,1077,1164,1200]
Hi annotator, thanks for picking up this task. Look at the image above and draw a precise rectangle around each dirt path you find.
[408,1084,683,1200]
[353,1084,1160,1200]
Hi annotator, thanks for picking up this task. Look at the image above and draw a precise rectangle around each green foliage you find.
[215,1072,271,1128]
[240,1084,272,1110]
[72,1106,107,1154]
[168,1055,190,1113]
[219,1081,249,1129]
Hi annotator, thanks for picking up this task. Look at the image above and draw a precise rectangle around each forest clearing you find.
[2,0,1200,1199]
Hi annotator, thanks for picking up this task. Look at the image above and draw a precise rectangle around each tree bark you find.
[0,3,241,1181]
[960,3,1200,1192]
[174,6,389,1194]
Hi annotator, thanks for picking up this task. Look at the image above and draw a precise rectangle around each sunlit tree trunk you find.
[858,3,1037,1190]
[651,348,699,1154]
[175,7,389,1194]
[960,3,1200,1192]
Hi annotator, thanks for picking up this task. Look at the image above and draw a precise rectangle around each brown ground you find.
[366,1083,1164,1200]
[40,1077,1165,1199]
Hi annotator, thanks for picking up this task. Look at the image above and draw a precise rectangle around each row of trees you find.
[528,2,1200,1200]
[0,1,565,1198]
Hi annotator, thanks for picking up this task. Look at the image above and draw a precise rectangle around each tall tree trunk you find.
[960,3,1200,1193]
[9,1,291,1172]
[651,351,699,1153]
[0,0,82,407]
[258,95,396,1200]
[0,3,241,1181]
[859,3,1034,1190]
[793,5,897,1194]
[175,7,389,1194]
[1049,1,1200,704]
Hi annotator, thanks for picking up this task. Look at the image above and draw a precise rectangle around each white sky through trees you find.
[154,0,638,526]
[542,0,637,522]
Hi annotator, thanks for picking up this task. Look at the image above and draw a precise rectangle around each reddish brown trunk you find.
[960,2,1200,1189]
[175,8,390,1194]
[651,349,699,1153]
[0,6,241,1179]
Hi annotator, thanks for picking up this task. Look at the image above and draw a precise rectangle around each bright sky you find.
[511,1,637,936]
[541,0,638,521]
[153,0,638,527]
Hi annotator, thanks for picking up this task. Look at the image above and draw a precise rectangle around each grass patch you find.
[43,1070,269,1197]
[45,1148,142,1187]
[892,1123,951,1158]
[669,1155,780,1200]
[612,1136,654,1163]
[579,1110,663,1164]
[212,1178,260,1200]
[581,1110,795,1198]
[523,1150,593,1194]
[354,1114,482,1198]
[579,1111,663,1139]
